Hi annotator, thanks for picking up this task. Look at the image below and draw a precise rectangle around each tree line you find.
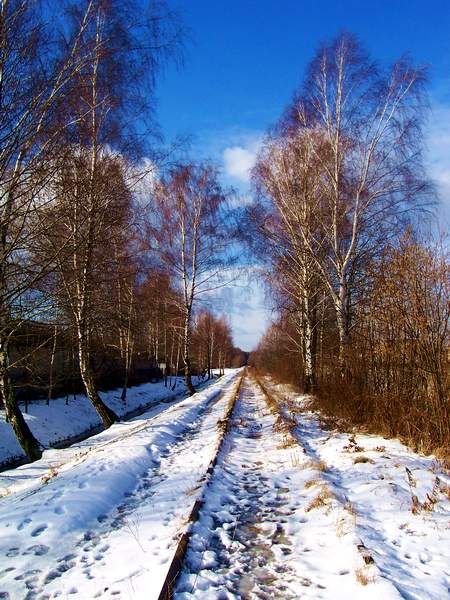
[0,0,243,461]
[248,34,449,459]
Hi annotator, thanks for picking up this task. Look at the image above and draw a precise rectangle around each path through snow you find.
[0,371,240,599]
[0,371,448,600]
[175,376,399,599]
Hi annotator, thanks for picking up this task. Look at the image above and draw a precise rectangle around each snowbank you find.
[0,371,234,468]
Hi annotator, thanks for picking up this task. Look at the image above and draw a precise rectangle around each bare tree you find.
[150,164,234,394]
[249,33,447,460]
[0,0,99,459]
[35,0,181,427]
[358,232,449,448]
[253,131,329,391]
[37,151,135,425]
[194,310,235,379]
[284,33,430,373]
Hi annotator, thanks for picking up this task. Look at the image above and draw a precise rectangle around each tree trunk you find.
[183,311,195,395]
[336,280,351,377]
[208,332,214,380]
[169,333,175,387]
[0,339,42,460]
[121,292,134,402]
[78,335,118,427]
[303,318,315,393]
[47,320,58,405]
[120,369,129,402]
[172,336,181,391]
[301,288,316,393]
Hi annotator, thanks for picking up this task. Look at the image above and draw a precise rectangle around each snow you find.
[0,373,224,468]
[174,376,402,599]
[0,370,241,598]
[0,370,448,599]
[264,378,450,600]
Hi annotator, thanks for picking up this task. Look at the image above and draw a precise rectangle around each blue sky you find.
[155,0,450,350]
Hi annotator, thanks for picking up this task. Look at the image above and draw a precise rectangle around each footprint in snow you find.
[56,560,76,573]
[54,506,65,515]
[22,544,49,556]
[31,524,48,537]
[14,569,42,581]
[23,574,40,591]
[44,569,63,584]
[58,553,77,563]
[17,517,32,531]
[5,548,19,558]
[0,568,15,578]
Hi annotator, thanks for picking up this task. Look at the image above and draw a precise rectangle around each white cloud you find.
[222,146,257,183]
[426,103,450,220]
[206,267,271,351]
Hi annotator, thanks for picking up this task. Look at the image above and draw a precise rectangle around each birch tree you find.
[253,131,328,391]
[151,164,233,394]
[36,0,181,427]
[286,33,429,373]
[0,0,97,459]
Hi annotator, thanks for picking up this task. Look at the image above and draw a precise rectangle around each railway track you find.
[157,371,244,600]
[0,376,216,473]
[158,370,303,599]
[160,371,399,600]
[0,370,413,599]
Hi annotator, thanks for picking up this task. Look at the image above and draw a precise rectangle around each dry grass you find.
[305,484,332,512]
[314,362,450,469]
[253,377,301,454]
[442,482,450,502]
[303,458,328,473]
[408,475,444,513]
[355,567,375,586]
[289,450,302,468]
[344,501,357,516]
[277,433,297,449]
[335,516,351,537]
[404,466,436,514]
[343,435,365,453]
[41,467,58,484]
[434,446,450,468]
[353,455,375,465]
[304,478,319,489]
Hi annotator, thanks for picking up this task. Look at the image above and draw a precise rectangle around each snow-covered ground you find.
[0,371,448,600]
[175,376,400,599]
[0,370,240,599]
[0,373,223,468]
[265,378,450,600]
